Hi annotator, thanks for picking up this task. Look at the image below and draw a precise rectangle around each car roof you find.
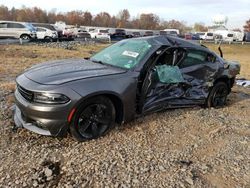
[128,35,211,52]
[0,20,27,24]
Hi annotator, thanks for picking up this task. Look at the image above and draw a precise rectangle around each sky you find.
[1,0,250,29]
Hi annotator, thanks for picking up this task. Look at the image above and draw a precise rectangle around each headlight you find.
[33,92,70,104]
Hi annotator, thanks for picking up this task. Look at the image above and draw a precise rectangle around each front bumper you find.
[14,105,52,136]
[13,89,71,137]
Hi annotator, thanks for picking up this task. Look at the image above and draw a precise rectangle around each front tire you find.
[70,96,115,142]
[206,82,229,108]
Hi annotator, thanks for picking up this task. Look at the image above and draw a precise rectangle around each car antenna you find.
[218,41,223,58]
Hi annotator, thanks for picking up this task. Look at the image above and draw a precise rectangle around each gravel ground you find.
[0,44,249,187]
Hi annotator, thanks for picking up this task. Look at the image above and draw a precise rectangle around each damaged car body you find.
[13,36,240,141]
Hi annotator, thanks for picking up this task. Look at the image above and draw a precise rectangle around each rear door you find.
[7,22,26,38]
[177,49,219,102]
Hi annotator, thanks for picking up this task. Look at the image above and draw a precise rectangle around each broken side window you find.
[156,65,185,84]
[178,50,215,68]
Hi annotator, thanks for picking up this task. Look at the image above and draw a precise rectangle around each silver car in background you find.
[0,21,36,40]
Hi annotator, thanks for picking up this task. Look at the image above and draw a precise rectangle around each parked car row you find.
[1,20,250,43]
[182,31,249,42]
[0,21,93,42]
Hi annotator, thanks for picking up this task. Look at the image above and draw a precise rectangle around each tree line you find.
[0,5,249,32]
[0,5,203,33]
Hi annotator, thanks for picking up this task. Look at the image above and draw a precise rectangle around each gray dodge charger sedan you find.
[13,36,240,141]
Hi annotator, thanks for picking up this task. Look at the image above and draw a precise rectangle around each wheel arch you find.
[72,92,124,124]
[214,76,235,93]
[19,33,31,38]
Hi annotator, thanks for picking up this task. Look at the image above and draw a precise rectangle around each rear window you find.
[227,34,233,37]
[166,31,178,35]
[132,32,140,35]
[100,30,109,33]
[145,31,153,35]
[36,28,46,32]
[160,31,167,35]
[0,23,7,28]
[33,24,56,31]
[7,23,25,28]
[115,29,125,33]
[207,33,213,36]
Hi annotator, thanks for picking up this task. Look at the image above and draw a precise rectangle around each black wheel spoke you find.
[78,120,91,135]
[95,117,110,124]
[94,105,106,116]
[91,122,98,137]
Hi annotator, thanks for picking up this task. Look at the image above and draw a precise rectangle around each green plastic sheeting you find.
[156,65,185,84]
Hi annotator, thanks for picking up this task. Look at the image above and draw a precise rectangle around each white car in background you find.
[214,30,235,42]
[90,29,110,39]
[164,29,180,36]
[200,32,214,40]
[36,27,58,41]
[0,21,36,40]
[233,31,244,42]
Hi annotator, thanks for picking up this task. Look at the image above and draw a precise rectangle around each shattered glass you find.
[156,65,185,84]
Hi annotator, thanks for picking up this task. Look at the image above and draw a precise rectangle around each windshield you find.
[90,39,152,69]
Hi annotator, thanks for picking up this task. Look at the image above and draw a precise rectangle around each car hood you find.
[24,58,126,85]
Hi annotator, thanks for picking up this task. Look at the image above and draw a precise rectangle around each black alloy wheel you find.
[206,82,229,108]
[70,96,115,141]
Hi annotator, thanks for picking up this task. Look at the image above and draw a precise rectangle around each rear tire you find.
[20,34,30,40]
[206,82,229,108]
[45,36,53,42]
[70,96,115,142]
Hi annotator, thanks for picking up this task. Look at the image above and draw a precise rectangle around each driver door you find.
[140,47,188,113]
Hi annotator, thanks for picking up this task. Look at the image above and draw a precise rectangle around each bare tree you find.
[243,19,250,32]
[139,13,160,29]
[193,22,208,32]
[93,12,112,27]
[83,11,92,26]
[117,9,130,28]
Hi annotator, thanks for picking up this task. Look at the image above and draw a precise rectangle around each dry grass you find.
[0,44,107,76]
[205,43,250,79]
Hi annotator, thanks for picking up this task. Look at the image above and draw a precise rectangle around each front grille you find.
[17,84,34,102]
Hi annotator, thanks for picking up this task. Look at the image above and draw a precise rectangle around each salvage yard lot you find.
[0,43,249,187]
